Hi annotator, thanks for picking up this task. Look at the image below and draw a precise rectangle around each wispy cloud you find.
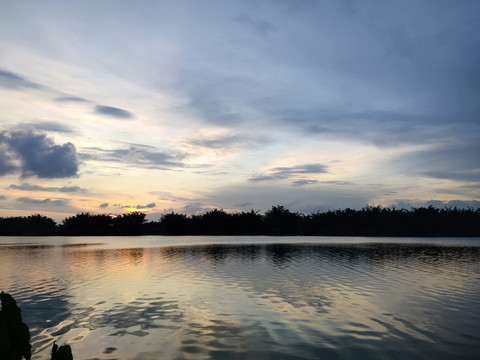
[8,183,84,193]
[95,105,134,119]
[54,96,89,103]
[188,134,268,152]
[80,145,187,169]
[0,69,45,90]
[17,197,70,206]
[30,122,75,134]
[249,164,328,183]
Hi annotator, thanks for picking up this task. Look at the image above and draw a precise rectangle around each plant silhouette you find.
[0,291,31,360]
[0,292,73,360]
[51,341,73,360]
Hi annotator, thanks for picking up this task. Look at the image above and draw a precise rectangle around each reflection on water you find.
[1,237,480,359]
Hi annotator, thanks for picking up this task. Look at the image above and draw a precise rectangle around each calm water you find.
[1,236,480,360]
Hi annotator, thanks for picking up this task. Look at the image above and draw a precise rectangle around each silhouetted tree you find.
[159,213,189,235]
[264,206,303,235]
[1,206,479,236]
[60,213,112,236]
[200,209,234,235]
[112,212,146,235]
[232,209,263,235]
[0,215,57,236]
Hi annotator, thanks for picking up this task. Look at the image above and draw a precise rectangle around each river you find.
[1,236,479,359]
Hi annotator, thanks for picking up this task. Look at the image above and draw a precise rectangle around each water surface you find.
[1,236,479,359]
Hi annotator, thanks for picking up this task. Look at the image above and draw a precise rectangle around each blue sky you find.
[1,0,479,220]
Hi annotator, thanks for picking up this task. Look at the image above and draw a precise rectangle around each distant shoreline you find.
[1,205,479,237]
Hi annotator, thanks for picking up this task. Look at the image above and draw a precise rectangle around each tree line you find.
[0,205,479,236]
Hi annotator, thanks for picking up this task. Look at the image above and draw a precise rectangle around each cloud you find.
[273,108,446,148]
[95,105,134,119]
[54,96,88,102]
[80,145,187,169]
[0,130,79,178]
[291,179,319,186]
[0,147,17,176]
[190,135,244,149]
[8,183,84,193]
[29,122,75,134]
[249,164,328,183]
[135,202,156,209]
[234,202,253,207]
[394,142,480,183]
[425,200,480,209]
[99,202,109,208]
[17,197,70,207]
[188,134,268,152]
[0,195,6,200]
[182,203,211,214]
[234,14,277,36]
[0,69,44,90]
[392,200,480,210]
[203,182,374,215]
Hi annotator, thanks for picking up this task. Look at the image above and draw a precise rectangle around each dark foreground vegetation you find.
[0,291,72,360]
[0,206,479,236]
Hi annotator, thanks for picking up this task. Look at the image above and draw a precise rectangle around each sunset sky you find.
[1,0,479,221]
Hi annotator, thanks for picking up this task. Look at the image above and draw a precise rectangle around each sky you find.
[1,0,479,221]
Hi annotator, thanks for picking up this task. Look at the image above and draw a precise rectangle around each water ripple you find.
[1,237,480,359]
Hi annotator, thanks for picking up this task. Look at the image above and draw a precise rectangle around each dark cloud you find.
[274,108,444,148]
[0,146,17,176]
[249,164,328,183]
[182,203,210,214]
[95,105,134,119]
[54,96,88,102]
[0,69,44,90]
[8,183,84,193]
[234,202,253,208]
[291,179,319,186]
[0,195,6,200]
[17,197,70,207]
[99,202,109,208]
[80,145,187,169]
[0,130,79,178]
[136,202,156,209]
[394,142,480,183]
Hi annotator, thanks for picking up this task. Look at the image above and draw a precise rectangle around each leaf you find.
[55,345,73,360]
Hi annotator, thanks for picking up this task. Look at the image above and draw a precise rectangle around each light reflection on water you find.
[1,236,480,359]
